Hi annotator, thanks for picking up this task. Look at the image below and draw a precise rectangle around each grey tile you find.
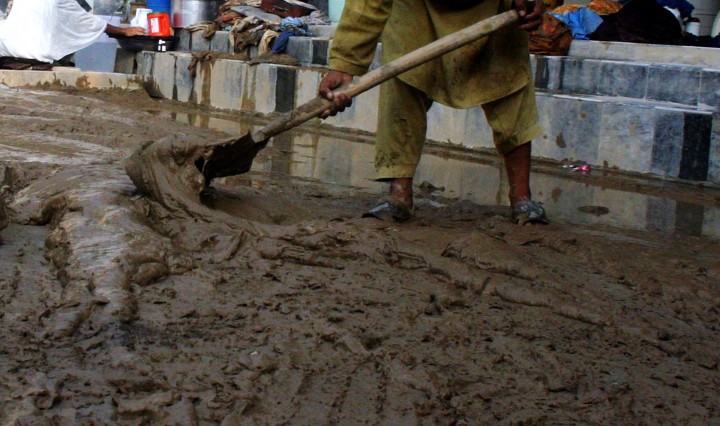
[598,62,648,99]
[679,112,713,181]
[559,57,601,95]
[647,65,701,106]
[650,108,684,177]
[275,66,297,112]
[544,95,602,164]
[533,55,549,90]
[191,31,211,52]
[597,102,656,173]
[113,49,136,74]
[174,54,194,102]
[708,116,720,184]
[542,95,582,160]
[136,51,154,76]
[286,38,313,65]
[312,39,330,66]
[544,56,564,91]
[210,31,231,54]
[699,69,720,108]
[178,29,191,51]
[572,100,602,163]
[151,53,177,99]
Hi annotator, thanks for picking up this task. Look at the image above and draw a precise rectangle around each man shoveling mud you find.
[319,0,549,224]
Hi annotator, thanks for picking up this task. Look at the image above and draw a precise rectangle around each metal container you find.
[171,0,223,28]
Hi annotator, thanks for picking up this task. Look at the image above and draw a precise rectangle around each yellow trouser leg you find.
[375,77,433,180]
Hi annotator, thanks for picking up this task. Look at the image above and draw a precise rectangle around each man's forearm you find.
[105,24,146,36]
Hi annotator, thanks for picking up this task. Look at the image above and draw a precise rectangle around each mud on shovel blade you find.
[125,11,519,212]
[198,10,520,182]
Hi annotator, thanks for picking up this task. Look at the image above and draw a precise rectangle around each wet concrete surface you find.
[0,87,719,425]
[164,109,720,240]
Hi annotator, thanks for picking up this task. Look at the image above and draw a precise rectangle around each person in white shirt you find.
[0,0,144,64]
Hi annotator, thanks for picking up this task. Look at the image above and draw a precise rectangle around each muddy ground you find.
[0,86,719,425]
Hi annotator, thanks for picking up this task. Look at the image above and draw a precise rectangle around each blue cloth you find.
[550,8,604,40]
[280,17,305,27]
[271,31,294,53]
[655,0,694,19]
[270,17,313,53]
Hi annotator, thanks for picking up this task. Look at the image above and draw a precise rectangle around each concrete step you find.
[177,28,332,67]
[174,29,720,111]
[137,51,720,184]
[0,69,148,91]
[532,55,720,111]
[568,40,720,69]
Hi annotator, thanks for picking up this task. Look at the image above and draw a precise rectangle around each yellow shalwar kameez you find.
[328,0,542,179]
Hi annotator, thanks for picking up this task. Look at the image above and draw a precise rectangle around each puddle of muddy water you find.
[165,110,720,239]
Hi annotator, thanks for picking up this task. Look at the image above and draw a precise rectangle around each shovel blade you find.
[197,133,267,182]
[125,131,267,217]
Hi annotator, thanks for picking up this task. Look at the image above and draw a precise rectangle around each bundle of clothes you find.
[530,0,720,56]
[185,0,328,55]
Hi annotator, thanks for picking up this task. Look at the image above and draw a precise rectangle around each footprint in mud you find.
[577,205,610,216]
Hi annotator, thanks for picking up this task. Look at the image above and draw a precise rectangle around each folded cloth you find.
[0,0,107,63]
[550,8,603,40]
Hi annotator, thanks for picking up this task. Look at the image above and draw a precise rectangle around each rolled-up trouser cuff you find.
[375,77,542,177]
[483,83,542,155]
[494,123,543,155]
[375,164,418,181]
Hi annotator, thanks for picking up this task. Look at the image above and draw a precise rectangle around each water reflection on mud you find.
[168,111,720,239]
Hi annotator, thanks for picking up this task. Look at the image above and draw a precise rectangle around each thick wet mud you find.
[0,87,719,425]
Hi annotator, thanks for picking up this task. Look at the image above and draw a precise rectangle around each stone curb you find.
[0,69,149,91]
[138,51,720,184]
[177,29,720,111]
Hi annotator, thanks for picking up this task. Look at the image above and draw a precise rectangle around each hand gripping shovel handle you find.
[251,10,520,143]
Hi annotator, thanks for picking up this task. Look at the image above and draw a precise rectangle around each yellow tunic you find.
[328,0,533,108]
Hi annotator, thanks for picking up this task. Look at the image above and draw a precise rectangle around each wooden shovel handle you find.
[252,10,519,142]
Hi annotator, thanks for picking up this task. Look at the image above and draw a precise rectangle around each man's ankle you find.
[510,194,531,207]
[388,178,414,207]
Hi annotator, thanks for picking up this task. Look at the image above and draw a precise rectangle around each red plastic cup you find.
[147,12,172,37]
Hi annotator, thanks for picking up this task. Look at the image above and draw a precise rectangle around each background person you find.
[0,0,144,65]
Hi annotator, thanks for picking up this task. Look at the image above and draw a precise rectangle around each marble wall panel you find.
[190,31,211,52]
[650,108,685,178]
[706,114,720,182]
[209,32,231,54]
[597,102,656,174]
[209,60,245,111]
[532,55,560,91]
[174,53,194,102]
[559,58,601,95]
[646,65,701,106]
[598,61,648,99]
[699,69,720,109]
[152,53,177,100]
[287,38,313,65]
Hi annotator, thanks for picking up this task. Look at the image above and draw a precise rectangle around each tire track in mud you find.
[4,163,720,424]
